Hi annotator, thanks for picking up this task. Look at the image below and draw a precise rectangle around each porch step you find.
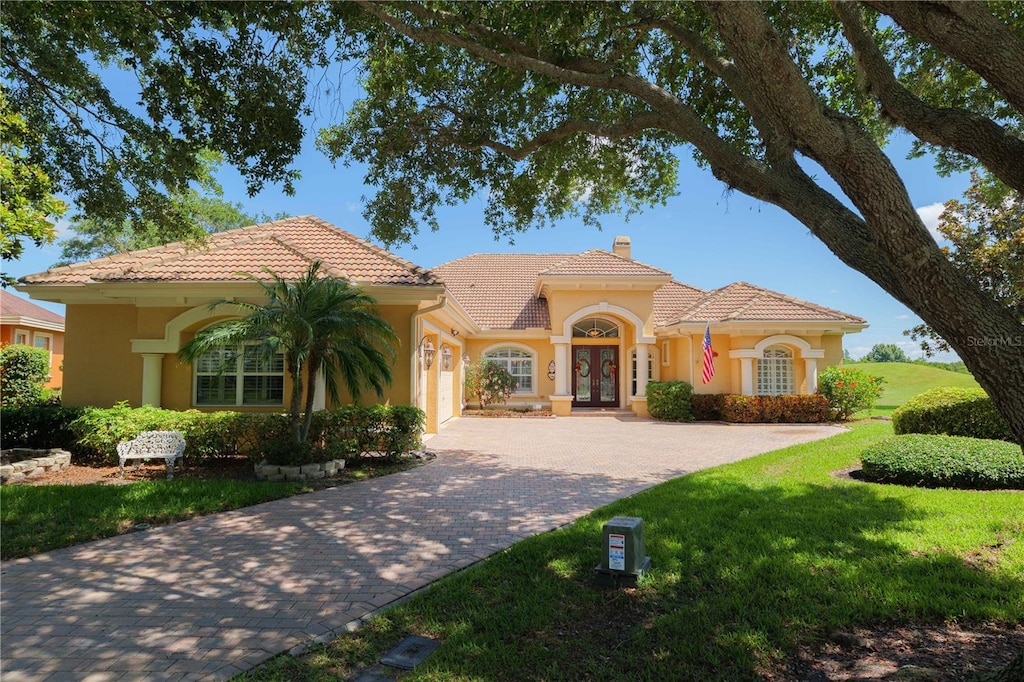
[569,408,637,418]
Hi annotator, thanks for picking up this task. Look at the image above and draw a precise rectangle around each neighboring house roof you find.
[671,281,867,325]
[0,290,65,330]
[19,216,439,287]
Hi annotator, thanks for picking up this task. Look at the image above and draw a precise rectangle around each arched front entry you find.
[570,316,620,407]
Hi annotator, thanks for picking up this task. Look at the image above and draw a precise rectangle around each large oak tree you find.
[3,1,1022,444]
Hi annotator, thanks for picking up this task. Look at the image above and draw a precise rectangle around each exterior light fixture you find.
[463,352,471,364]
[547,360,556,380]
[419,336,436,369]
[441,344,453,370]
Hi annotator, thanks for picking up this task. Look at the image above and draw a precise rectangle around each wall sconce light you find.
[419,336,436,369]
[441,344,453,370]
[463,353,471,365]
[450,328,460,336]
[547,360,556,380]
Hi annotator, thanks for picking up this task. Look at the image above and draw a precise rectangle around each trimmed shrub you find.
[0,344,51,408]
[64,403,425,466]
[691,394,830,423]
[0,405,85,450]
[646,381,693,422]
[692,394,726,421]
[861,434,1024,490]
[818,366,884,420]
[892,387,1014,442]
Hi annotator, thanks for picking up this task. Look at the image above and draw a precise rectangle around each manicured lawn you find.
[242,420,1024,680]
[847,362,981,415]
[0,480,304,560]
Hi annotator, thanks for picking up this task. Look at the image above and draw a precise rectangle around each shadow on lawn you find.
[341,476,1023,682]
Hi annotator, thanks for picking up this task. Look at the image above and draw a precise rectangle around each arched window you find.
[757,345,794,396]
[572,317,619,338]
[194,343,285,406]
[483,346,534,394]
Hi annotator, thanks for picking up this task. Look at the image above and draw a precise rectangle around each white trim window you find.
[757,345,795,396]
[13,329,29,345]
[483,346,534,394]
[194,345,285,406]
[630,346,659,396]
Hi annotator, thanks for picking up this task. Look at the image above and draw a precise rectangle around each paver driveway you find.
[1,416,843,681]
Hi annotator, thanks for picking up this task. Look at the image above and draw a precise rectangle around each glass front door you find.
[573,346,618,407]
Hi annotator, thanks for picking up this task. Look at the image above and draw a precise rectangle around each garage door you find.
[438,369,454,424]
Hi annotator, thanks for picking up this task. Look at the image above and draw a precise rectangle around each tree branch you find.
[832,1,1024,194]
[864,0,1024,115]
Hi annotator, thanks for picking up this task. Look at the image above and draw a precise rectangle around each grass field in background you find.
[846,361,981,415]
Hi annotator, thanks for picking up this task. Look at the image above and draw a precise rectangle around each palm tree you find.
[179,262,398,444]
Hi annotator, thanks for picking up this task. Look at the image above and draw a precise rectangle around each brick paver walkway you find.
[1,417,842,681]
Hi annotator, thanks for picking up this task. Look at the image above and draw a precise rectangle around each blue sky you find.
[8,107,964,362]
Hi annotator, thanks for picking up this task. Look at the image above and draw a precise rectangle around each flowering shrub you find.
[464,359,517,407]
[817,366,884,420]
[691,394,830,422]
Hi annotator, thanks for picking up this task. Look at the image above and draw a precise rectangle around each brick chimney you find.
[612,236,631,260]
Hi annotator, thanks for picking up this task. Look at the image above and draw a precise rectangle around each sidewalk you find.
[0,417,842,680]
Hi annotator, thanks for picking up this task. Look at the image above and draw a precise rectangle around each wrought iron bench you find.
[117,431,186,480]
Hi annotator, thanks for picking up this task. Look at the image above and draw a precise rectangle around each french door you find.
[572,346,619,407]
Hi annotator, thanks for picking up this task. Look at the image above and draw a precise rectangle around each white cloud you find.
[894,314,910,320]
[52,217,72,236]
[916,202,946,241]
[346,202,360,213]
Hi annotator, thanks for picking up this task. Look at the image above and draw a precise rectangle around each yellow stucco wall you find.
[547,290,655,336]
[821,335,844,369]
[62,305,142,407]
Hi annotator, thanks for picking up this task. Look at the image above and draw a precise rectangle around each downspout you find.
[410,295,448,406]
[684,330,694,386]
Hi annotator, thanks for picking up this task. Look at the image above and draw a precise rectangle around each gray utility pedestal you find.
[595,515,652,587]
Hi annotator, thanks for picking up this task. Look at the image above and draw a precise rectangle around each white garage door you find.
[438,369,454,424]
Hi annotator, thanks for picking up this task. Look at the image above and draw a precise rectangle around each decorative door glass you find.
[599,348,617,402]
[574,348,592,402]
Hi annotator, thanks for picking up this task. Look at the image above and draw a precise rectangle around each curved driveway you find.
[0,416,842,681]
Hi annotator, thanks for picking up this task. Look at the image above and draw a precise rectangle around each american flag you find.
[701,323,715,384]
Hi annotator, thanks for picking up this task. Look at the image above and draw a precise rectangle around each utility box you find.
[595,516,652,587]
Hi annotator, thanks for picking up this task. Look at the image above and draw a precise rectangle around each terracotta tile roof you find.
[673,282,866,324]
[540,250,672,278]
[0,290,65,325]
[653,281,706,326]
[19,216,439,286]
[432,254,568,329]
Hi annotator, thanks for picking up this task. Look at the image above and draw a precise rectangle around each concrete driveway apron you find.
[0,417,843,681]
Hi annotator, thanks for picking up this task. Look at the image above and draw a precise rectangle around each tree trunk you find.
[299,358,319,444]
[288,358,304,445]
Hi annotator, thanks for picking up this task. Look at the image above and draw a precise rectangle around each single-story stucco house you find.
[0,289,66,389]
[17,216,866,433]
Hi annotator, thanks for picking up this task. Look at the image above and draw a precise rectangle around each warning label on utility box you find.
[608,533,626,571]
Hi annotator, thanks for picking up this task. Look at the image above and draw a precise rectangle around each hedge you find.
[691,394,831,423]
[892,387,1014,442]
[646,381,693,422]
[2,402,425,466]
[861,434,1024,490]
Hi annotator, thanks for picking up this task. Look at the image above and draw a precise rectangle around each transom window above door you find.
[572,317,619,338]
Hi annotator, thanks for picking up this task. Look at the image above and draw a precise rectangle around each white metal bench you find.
[117,431,186,480]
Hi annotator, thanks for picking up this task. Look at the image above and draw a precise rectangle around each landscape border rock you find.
[0,448,73,484]
[255,458,346,482]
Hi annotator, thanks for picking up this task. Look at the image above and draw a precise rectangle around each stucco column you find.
[635,343,650,397]
[554,342,571,395]
[740,357,754,396]
[313,368,327,411]
[141,353,165,407]
[804,358,818,394]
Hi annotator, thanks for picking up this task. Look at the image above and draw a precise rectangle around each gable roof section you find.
[432,254,568,330]
[540,250,672,278]
[19,216,439,287]
[0,290,65,329]
[653,281,707,326]
[671,281,866,325]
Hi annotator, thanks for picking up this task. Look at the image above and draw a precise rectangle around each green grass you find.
[242,421,1024,681]
[847,362,981,415]
[0,480,303,559]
